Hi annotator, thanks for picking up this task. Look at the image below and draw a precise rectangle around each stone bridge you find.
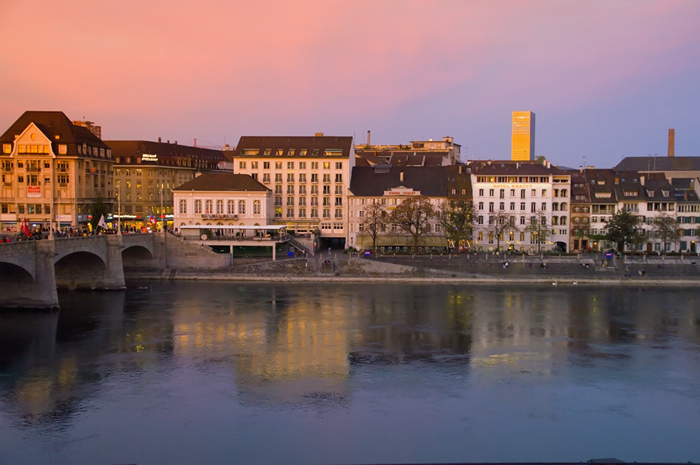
[0,233,162,309]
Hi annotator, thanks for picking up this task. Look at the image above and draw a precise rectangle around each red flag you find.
[21,218,30,235]
[149,215,157,225]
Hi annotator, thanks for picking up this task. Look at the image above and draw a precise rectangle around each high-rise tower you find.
[511,111,535,161]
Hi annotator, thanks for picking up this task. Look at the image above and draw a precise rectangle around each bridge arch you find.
[54,251,108,290]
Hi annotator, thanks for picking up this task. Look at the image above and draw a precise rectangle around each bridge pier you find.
[0,240,59,309]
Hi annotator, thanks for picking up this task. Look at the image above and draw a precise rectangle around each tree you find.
[89,197,109,231]
[438,199,475,250]
[604,209,643,253]
[652,212,680,253]
[524,210,551,253]
[487,210,517,251]
[390,197,435,252]
[360,202,388,254]
[535,155,546,165]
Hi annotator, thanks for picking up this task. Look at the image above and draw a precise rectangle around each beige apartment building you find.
[0,111,114,231]
[106,140,227,230]
[232,134,355,249]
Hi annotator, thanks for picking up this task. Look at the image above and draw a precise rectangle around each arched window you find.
[205,200,213,214]
[478,231,483,241]
[560,189,568,197]
[561,216,567,225]
[253,200,261,215]
[194,200,202,214]
[552,202,559,211]
[560,202,568,211]
[238,200,246,215]
[179,199,187,214]
[552,217,559,226]
[216,200,224,214]
[227,200,235,215]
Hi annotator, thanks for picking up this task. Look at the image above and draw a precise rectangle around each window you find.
[239,161,247,169]
[323,162,330,169]
[251,162,258,169]
[238,200,246,215]
[216,200,224,214]
[194,200,202,214]
[287,197,294,206]
[263,173,270,183]
[499,202,505,211]
[299,185,306,194]
[299,162,306,169]
[335,185,343,195]
[275,185,282,194]
[287,173,294,182]
[205,200,213,213]
[311,162,318,169]
[500,189,505,199]
[299,208,306,218]
[521,189,526,199]
[299,197,306,206]
[479,189,484,196]
[275,173,282,183]
[335,208,342,218]
[335,173,342,183]
[335,162,343,169]
[179,199,187,214]
[263,162,270,169]
[311,174,318,183]
[275,162,282,169]
[323,174,330,183]
[287,208,295,217]
[228,200,235,215]
[541,202,547,211]
[489,189,494,197]
[531,203,536,213]
[299,173,306,182]
[510,202,515,211]
[287,185,294,194]
[287,162,294,169]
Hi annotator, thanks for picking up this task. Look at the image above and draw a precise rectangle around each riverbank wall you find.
[124,253,700,286]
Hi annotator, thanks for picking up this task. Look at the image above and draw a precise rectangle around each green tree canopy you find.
[604,209,643,252]
[438,199,474,248]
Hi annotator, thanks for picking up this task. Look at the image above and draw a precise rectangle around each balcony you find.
[201,213,238,220]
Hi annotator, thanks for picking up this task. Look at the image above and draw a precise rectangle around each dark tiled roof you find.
[234,136,354,158]
[615,156,700,172]
[173,173,269,192]
[0,110,111,158]
[105,140,227,166]
[349,166,448,197]
[355,150,449,167]
[469,160,566,176]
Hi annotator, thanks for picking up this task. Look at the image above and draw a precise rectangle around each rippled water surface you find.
[1,282,699,465]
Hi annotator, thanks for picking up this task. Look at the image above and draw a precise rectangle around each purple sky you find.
[1,0,698,168]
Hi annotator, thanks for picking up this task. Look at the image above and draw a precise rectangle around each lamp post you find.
[116,189,121,235]
[159,183,164,232]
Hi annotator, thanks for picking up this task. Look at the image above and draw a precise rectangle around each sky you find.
[1,0,699,168]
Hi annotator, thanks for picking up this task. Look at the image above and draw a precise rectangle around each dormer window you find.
[662,190,669,197]
[647,190,655,197]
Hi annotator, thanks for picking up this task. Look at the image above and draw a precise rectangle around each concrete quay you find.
[125,252,700,287]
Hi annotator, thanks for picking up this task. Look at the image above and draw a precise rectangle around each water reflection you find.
[1,283,699,464]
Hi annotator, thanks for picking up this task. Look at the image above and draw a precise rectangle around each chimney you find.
[458,165,462,174]
[400,171,404,183]
[367,130,371,146]
[640,175,645,186]
[314,132,324,137]
[668,129,675,157]
[158,137,162,143]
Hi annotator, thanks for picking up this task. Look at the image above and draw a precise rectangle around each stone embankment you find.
[125,252,700,286]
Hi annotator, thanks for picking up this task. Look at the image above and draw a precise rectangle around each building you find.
[511,111,536,161]
[355,135,461,165]
[232,134,355,249]
[347,165,449,251]
[105,140,228,230]
[470,161,571,253]
[0,111,113,231]
[172,173,271,229]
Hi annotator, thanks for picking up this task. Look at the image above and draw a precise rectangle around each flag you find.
[149,215,157,226]
[21,218,30,235]
[97,214,108,230]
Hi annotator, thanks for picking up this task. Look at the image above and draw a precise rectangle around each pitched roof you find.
[469,160,566,176]
[105,140,227,165]
[233,135,354,158]
[349,166,448,197]
[355,150,450,167]
[615,156,700,172]
[0,110,111,157]
[173,173,269,192]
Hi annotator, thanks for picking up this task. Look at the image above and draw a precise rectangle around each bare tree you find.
[652,212,680,253]
[438,199,475,251]
[359,201,388,254]
[390,197,435,252]
[525,210,551,253]
[487,210,517,251]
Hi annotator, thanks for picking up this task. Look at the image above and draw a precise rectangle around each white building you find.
[469,161,571,253]
[232,134,355,249]
[172,173,271,230]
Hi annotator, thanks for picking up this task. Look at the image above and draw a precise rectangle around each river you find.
[1,282,699,465]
